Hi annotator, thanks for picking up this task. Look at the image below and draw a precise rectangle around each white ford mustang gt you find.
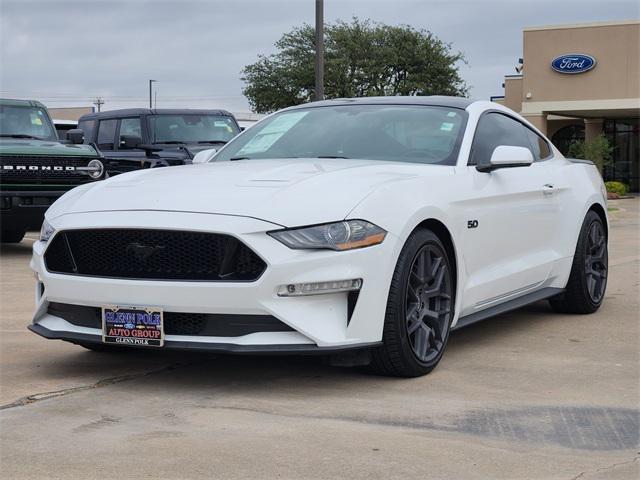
[30,97,608,377]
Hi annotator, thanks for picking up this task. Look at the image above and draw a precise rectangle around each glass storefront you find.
[604,119,639,193]
[552,118,639,193]
[551,124,585,155]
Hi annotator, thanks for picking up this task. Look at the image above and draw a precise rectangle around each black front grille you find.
[44,229,266,281]
[47,303,292,337]
[0,155,97,184]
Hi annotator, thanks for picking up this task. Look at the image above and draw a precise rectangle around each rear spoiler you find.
[566,158,595,165]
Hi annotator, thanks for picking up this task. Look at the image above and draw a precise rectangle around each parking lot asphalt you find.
[0,198,638,480]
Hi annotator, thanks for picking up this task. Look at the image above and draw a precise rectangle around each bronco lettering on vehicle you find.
[3,165,77,171]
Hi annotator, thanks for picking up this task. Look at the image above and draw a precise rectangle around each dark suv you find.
[78,109,241,175]
[1,98,104,243]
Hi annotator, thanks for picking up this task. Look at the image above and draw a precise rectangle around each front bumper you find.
[30,210,400,352]
[28,323,381,354]
[1,190,65,231]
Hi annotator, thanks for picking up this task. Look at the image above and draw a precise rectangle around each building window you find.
[604,119,639,193]
[551,124,585,156]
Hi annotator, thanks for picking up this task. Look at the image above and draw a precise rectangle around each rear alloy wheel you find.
[550,210,608,314]
[371,229,454,377]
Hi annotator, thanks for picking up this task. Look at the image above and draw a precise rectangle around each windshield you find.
[214,104,467,165]
[149,114,240,144]
[0,105,57,140]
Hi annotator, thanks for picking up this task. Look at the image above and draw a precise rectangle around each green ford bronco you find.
[1,98,104,243]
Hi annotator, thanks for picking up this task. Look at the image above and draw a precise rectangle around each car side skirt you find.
[453,287,564,330]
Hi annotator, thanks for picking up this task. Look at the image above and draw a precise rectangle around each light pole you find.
[315,0,324,101]
[149,79,157,108]
[93,97,104,112]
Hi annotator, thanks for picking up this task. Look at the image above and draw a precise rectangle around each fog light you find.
[277,278,362,297]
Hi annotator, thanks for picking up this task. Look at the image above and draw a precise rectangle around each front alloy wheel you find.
[405,244,452,364]
[371,228,454,377]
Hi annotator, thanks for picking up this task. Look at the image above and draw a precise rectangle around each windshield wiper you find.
[230,156,250,161]
[0,134,43,140]
[315,155,350,159]
[153,141,185,145]
[197,140,227,145]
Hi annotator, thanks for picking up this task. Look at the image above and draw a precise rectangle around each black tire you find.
[371,229,454,377]
[549,210,608,314]
[1,229,25,244]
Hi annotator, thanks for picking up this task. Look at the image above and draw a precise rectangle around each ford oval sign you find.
[551,54,596,74]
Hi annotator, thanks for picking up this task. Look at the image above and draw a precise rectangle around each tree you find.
[566,133,613,173]
[242,18,469,113]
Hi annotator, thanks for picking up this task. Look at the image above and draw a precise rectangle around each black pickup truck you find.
[78,108,241,175]
[1,98,104,243]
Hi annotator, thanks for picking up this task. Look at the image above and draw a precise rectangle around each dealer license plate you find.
[102,306,164,347]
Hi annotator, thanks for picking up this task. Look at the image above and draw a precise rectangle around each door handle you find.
[542,183,555,196]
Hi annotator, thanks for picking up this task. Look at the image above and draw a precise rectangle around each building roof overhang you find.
[521,98,640,119]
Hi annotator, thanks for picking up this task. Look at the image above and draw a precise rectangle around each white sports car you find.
[30,97,608,377]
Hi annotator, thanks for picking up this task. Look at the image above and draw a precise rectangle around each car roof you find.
[79,108,236,121]
[285,95,475,111]
[0,98,48,109]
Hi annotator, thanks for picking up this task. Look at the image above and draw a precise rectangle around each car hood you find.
[0,138,98,156]
[47,158,443,227]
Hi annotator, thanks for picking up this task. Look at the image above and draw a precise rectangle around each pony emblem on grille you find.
[126,242,166,262]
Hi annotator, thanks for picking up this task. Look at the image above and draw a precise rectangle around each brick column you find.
[584,118,604,142]
[522,113,548,135]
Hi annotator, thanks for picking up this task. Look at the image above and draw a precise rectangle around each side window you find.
[469,113,532,166]
[117,117,142,149]
[97,119,118,150]
[78,119,96,143]
[524,127,551,161]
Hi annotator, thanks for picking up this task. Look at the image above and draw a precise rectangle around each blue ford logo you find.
[124,322,135,329]
[551,54,596,74]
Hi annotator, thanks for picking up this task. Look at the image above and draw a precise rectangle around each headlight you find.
[87,159,104,179]
[269,220,386,251]
[76,159,104,179]
[40,219,56,242]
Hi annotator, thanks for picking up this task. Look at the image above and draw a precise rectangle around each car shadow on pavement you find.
[448,300,557,348]
[0,239,35,256]
[23,299,563,407]
[31,302,638,452]
[39,301,558,381]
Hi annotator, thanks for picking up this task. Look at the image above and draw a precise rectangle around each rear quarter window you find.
[524,127,552,161]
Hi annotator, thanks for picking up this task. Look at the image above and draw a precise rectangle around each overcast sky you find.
[1,0,638,114]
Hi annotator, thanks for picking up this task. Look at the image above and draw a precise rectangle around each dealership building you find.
[492,20,640,191]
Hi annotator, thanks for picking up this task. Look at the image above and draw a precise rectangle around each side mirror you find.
[66,129,85,145]
[477,146,533,173]
[192,148,217,164]
[120,135,142,150]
